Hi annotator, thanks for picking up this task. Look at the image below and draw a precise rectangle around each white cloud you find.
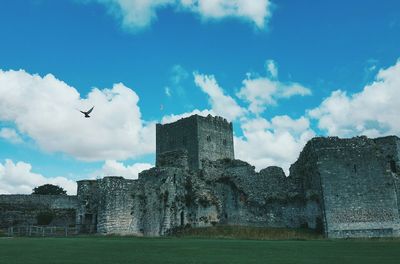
[309,59,400,137]
[0,69,155,161]
[235,115,315,173]
[96,160,153,179]
[0,128,22,144]
[171,64,189,85]
[180,0,272,29]
[194,73,246,121]
[237,61,312,114]
[164,86,171,97]
[279,83,312,98]
[266,59,278,78]
[189,65,314,173]
[81,0,272,30]
[88,0,174,30]
[0,159,77,195]
[161,108,215,124]
[237,77,277,114]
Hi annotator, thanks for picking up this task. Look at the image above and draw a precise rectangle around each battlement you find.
[201,114,231,128]
[156,114,234,170]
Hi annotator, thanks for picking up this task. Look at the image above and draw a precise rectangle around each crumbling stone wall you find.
[0,195,77,228]
[303,136,400,238]
[76,180,99,233]
[78,134,400,238]
[76,177,137,235]
[125,157,321,236]
[97,177,137,234]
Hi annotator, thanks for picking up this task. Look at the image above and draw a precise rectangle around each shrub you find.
[36,211,55,226]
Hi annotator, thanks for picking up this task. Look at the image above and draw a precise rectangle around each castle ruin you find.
[1,114,400,238]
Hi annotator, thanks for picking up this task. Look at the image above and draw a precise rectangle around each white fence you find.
[5,225,78,237]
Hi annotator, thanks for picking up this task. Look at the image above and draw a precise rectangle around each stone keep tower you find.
[156,114,234,170]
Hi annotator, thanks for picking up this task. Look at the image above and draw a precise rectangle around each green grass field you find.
[1,236,399,264]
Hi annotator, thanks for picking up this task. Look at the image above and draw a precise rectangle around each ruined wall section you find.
[197,115,234,169]
[132,167,192,236]
[156,116,199,169]
[156,149,189,169]
[0,195,77,228]
[201,159,320,229]
[96,177,137,235]
[131,157,323,236]
[313,136,400,238]
[288,140,326,231]
[76,180,99,233]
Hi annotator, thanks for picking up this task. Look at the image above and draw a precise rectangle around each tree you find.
[32,184,67,195]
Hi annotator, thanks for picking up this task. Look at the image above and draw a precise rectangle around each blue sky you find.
[1,0,400,194]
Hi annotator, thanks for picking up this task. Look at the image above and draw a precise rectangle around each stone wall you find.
[125,135,399,238]
[156,115,234,170]
[76,180,99,233]
[304,136,400,238]
[76,177,138,235]
[156,149,189,168]
[97,177,137,234]
[123,157,322,236]
[197,115,234,168]
[156,115,199,169]
[0,195,77,228]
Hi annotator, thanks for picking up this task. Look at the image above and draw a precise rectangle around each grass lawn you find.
[0,237,399,264]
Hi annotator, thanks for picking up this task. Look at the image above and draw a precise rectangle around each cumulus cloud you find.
[180,0,272,28]
[309,59,400,137]
[161,108,215,124]
[186,63,314,172]
[86,0,173,30]
[266,59,278,78]
[0,69,155,161]
[194,73,246,121]
[0,159,77,195]
[80,0,272,30]
[235,116,315,173]
[237,60,312,114]
[95,160,153,179]
[0,128,22,144]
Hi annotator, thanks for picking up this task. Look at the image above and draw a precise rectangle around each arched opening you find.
[390,160,397,173]
[180,211,184,226]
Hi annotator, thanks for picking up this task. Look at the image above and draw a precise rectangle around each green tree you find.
[32,184,67,195]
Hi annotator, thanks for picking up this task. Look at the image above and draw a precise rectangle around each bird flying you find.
[80,106,94,118]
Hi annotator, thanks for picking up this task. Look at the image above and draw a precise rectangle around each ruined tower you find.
[156,114,234,170]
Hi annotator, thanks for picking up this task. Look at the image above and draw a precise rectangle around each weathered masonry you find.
[1,114,399,238]
[304,136,400,238]
[0,195,77,229]
[156,114,234,170]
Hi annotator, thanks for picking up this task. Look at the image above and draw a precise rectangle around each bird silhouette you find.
[80,106,94,118]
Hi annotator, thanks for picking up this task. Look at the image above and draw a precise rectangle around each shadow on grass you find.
[167,225,324,240]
